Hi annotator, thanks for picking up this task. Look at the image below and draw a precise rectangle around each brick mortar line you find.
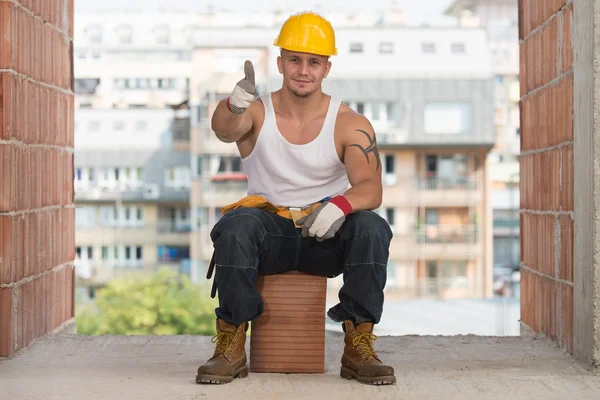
[0,204,76,217]
[0,139,74,153]
[521,264,574,287]
[520,140,573,156]
[520,209,574,217]
[2,0,73,41]
[0,262,75,289]
[520,69,573,102]
[0,69,74,96]
[520,1,573,44]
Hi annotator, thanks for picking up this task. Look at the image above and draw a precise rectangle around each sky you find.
[75,0,457,27]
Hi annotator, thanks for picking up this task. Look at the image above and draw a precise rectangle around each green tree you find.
[76,268,218,336]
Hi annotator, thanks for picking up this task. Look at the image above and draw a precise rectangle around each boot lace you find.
[211,331,236,355]
[353,332,378,358]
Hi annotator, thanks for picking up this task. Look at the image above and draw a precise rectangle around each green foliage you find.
[76,268,217,336]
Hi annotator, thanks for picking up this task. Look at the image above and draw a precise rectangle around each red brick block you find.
[0,287,15,357]
[521,213,555,276]
[558,216,573,282]
[561,284,573,353]
[251,271,327,373]
[561,144,574,211]
[67,0,74,37]
[0,2,13,70]
[520,150,564,210]
[562,5,573,72]
[520,268,535,330]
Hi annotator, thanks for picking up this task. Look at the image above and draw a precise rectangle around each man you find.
[196,12,395,385]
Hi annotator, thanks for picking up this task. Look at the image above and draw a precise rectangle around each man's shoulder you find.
[335,103,375,140]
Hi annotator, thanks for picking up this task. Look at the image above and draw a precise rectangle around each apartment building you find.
[73,108,192,293]
[445,0,520,165]
[189,26,495,299]
[445,0,520,282]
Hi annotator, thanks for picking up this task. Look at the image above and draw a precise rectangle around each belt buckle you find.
[288,207,304,228]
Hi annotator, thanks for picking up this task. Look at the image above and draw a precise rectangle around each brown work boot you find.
[196,319,249,384]
[340,320,396,385]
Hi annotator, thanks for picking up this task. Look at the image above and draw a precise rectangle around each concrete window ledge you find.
[1,333,599,399]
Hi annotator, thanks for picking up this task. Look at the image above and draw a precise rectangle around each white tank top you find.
[241,92,350,208]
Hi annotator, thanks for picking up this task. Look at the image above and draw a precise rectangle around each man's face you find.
[277,50,331,98]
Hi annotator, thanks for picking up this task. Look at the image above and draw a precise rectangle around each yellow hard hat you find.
[273,12,337,56]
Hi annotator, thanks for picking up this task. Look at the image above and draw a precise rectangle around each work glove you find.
[296,196,353,242]
[226,60,256,115]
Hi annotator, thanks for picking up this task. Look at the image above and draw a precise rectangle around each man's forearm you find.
[343,180,383,212]
[211,100,249,143]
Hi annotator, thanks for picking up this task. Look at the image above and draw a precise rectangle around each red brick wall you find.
[519,0,573,352]
[0,0,74,357]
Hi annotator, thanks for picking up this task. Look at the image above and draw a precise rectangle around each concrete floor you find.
[1,332,600,400]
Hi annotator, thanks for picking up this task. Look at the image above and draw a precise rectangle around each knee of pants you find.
[210,208,268,242]
[343,211,393,243]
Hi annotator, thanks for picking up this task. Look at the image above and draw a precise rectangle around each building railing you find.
[414,224,479,244]
[414,176,479,191]
[156,220,192,233]
[411,277,472,298]
[76,222,192,234]
[493,218,519,228]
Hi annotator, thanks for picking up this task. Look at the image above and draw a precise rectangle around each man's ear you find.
[323,60,332,79]
[277,56,283,74]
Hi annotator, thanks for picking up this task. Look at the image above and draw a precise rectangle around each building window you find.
[197,156,203,176]
[387,261,397,288]
[135,121,147,131]
[356,102,364,114]
[86,25,103,44]
[386,208,395,227]
[349,42,363,53]
[88,121,100,131]
[231,157,242,172]
[165,167,191,189]
[154,25,171,44]
[421,42,436,53]
[424,103,472,135]
[113,121,125,131]
[75,78,100,95]
[385,155,395,174]
[75,206,96,228]
[451,42,466,53]
[383,154,397,186]
[115,24,133,44]
[379,42,394,54]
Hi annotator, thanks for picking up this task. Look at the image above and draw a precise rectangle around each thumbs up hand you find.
[226,60,257,115]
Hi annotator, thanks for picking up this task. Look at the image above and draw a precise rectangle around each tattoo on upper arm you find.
[349,129,381,172]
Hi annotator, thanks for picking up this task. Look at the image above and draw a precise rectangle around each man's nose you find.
[298,62,309,75]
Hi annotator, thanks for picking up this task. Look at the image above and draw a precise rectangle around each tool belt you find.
[206,195,323,298]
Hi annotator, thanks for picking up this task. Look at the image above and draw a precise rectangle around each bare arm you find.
[342,116,383,212]
[211,60,257,143]
[211,99,256,143]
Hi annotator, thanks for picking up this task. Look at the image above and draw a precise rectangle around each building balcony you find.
[191,174,248,207]
[389,225,480,260]
[192,124,240,156]
[156,220,192,246]
[74,183,190,203]
[76,224,157,245]
[411,176,481,207]
[411,224,480,259]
